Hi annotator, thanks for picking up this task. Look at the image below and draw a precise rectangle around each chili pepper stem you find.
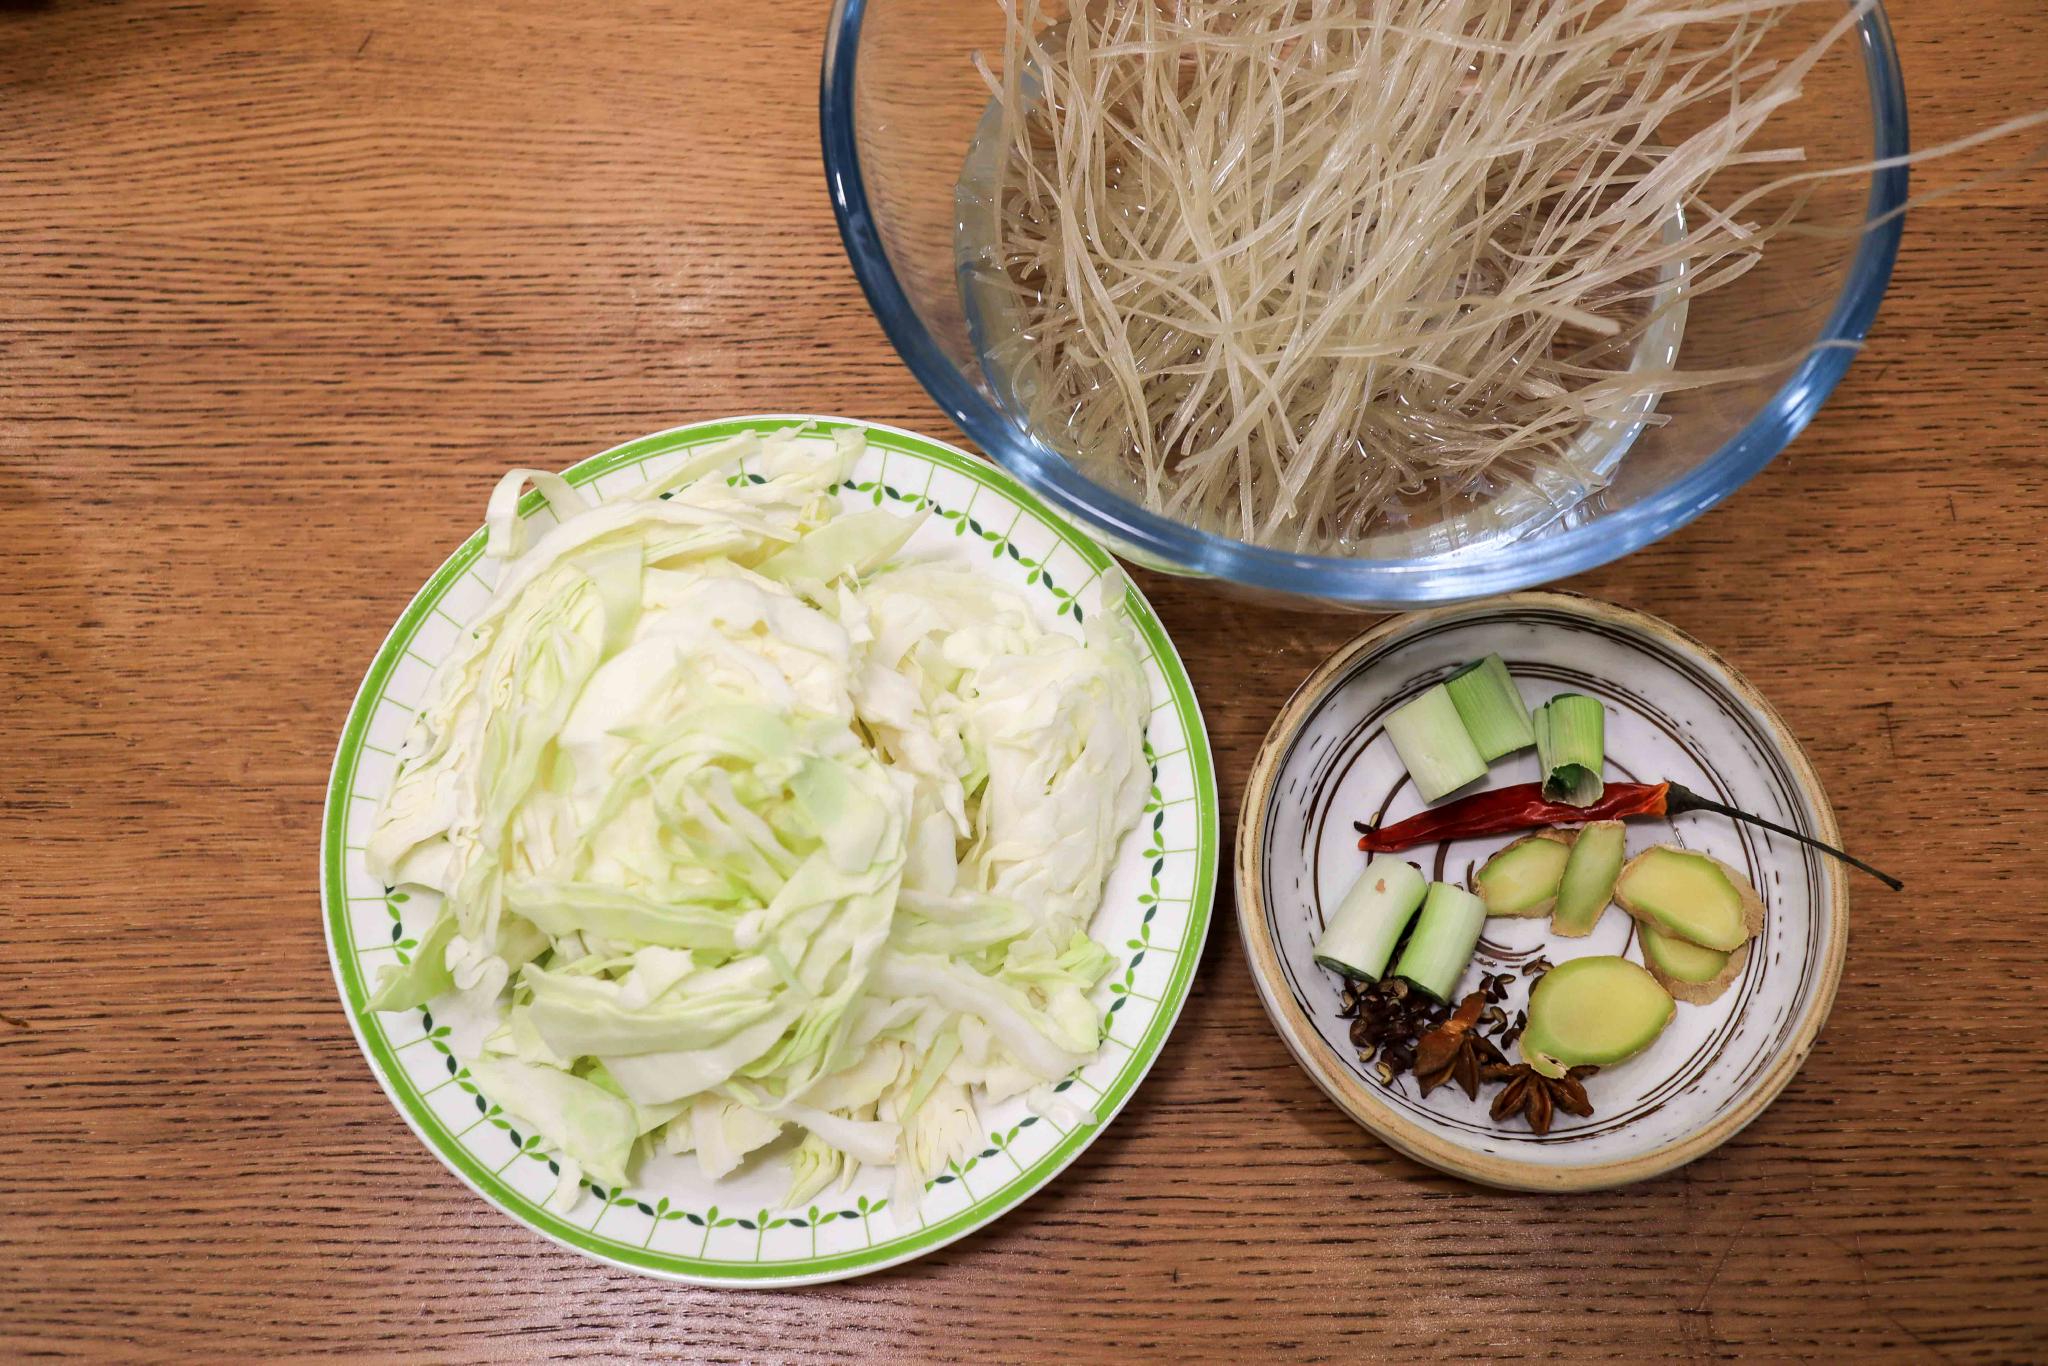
[1662,784,1902,890]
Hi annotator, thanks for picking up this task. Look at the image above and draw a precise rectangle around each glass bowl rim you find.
[820,0,1909,604]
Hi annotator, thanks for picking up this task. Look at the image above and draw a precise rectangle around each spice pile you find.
[1340,963,1591,1135]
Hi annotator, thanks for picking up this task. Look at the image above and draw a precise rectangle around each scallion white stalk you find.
[1443,654,1535,762]
[1392,883,1488,1005]
[1312,860,1428,982]
[1534,694,1606,807]
[1384,684,1487,803]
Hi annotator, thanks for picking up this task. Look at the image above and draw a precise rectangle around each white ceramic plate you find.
[322,416,1218,1283]
[1238,593,1849,1190]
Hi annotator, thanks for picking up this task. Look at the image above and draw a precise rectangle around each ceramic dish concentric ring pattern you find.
[321,415,1219,1285]
[1238,592,1849,1191]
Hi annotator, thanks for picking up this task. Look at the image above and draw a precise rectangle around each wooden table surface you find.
[5,1,2046,1359]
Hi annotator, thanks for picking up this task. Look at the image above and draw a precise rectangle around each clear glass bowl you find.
[821,1,1908,608]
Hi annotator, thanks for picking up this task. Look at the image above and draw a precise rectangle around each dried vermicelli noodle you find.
[975,0,1882,553]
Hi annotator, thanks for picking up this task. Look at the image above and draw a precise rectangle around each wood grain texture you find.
[3,0,2045,1358]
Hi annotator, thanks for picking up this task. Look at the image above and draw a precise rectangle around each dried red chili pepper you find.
[1356,780,1900,889]
[1356,782,1669,851]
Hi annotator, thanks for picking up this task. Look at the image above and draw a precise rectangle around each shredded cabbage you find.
[366,427,1149,1208]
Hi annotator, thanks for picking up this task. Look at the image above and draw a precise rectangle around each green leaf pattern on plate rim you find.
[321,415,1218,1286]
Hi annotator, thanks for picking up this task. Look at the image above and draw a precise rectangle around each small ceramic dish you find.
[1237,592,1849,1191]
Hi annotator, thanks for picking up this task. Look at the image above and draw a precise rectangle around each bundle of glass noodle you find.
[982,0,1877,551]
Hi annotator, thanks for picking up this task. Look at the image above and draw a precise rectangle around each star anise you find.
[1411,991,1509,1101]
[1488,1063,1598,1135]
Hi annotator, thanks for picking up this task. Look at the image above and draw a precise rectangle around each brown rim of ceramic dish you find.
[1234,590,1851,1192]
